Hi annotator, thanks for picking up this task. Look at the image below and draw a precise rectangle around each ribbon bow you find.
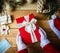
[18,16,37,42]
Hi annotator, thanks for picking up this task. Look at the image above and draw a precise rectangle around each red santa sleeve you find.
[18,49,28,53]
[48,14,60,39]
[39,28,60,53]
[42,43,60,53]
[16,33,28,53]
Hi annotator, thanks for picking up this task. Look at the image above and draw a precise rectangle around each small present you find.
[0,38,11,53]
[16,14,41,44]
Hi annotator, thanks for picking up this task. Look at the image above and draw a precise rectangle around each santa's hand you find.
[16,33,27,51]
[39,28,50,48]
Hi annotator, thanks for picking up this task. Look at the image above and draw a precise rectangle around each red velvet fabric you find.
[18,49,28,53]
[43,43,60,53]
[54,17,60,31]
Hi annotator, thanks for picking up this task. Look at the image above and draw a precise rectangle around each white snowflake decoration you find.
[0,25,9,35]
[0,11,12,35]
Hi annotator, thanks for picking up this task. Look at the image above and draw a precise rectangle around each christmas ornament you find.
[0,9,12,35]
[16,14,41,44]
[48,14,60,39]
[37,0,58,14]
[0,38,11,53]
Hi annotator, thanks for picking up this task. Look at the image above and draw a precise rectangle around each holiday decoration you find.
[37,0,58,14]
[48,14,60,39]
[37,0,50,13]
[0,25,9,35]
[16,27,47,53]
[0,38,11,53]
[0,11,12,35]
[16,14,41,44]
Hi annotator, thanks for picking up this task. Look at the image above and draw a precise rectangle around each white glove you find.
[16,33,27,51]
[51,14,57,19]
[39,28,50,48]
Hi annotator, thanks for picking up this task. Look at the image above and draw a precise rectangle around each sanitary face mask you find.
[0,39,11,53]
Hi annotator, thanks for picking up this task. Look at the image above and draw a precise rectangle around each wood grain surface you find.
[0,6,60,53]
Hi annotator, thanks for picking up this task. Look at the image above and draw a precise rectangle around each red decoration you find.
[16,14,41,45]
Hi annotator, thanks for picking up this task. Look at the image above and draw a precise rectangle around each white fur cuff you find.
[48,20,60,39]
[40,39,50,48]
[18,44,27,51]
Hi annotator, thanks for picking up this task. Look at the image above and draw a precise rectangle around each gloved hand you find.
[39,28,50,48]
[16,32,28,53]
[48,14,60,39]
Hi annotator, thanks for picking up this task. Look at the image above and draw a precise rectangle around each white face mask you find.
[0,39,11,53]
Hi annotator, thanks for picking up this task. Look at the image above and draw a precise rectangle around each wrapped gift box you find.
[16,14,41,44]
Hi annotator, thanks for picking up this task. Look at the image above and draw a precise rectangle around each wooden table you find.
[0,3,60,53]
